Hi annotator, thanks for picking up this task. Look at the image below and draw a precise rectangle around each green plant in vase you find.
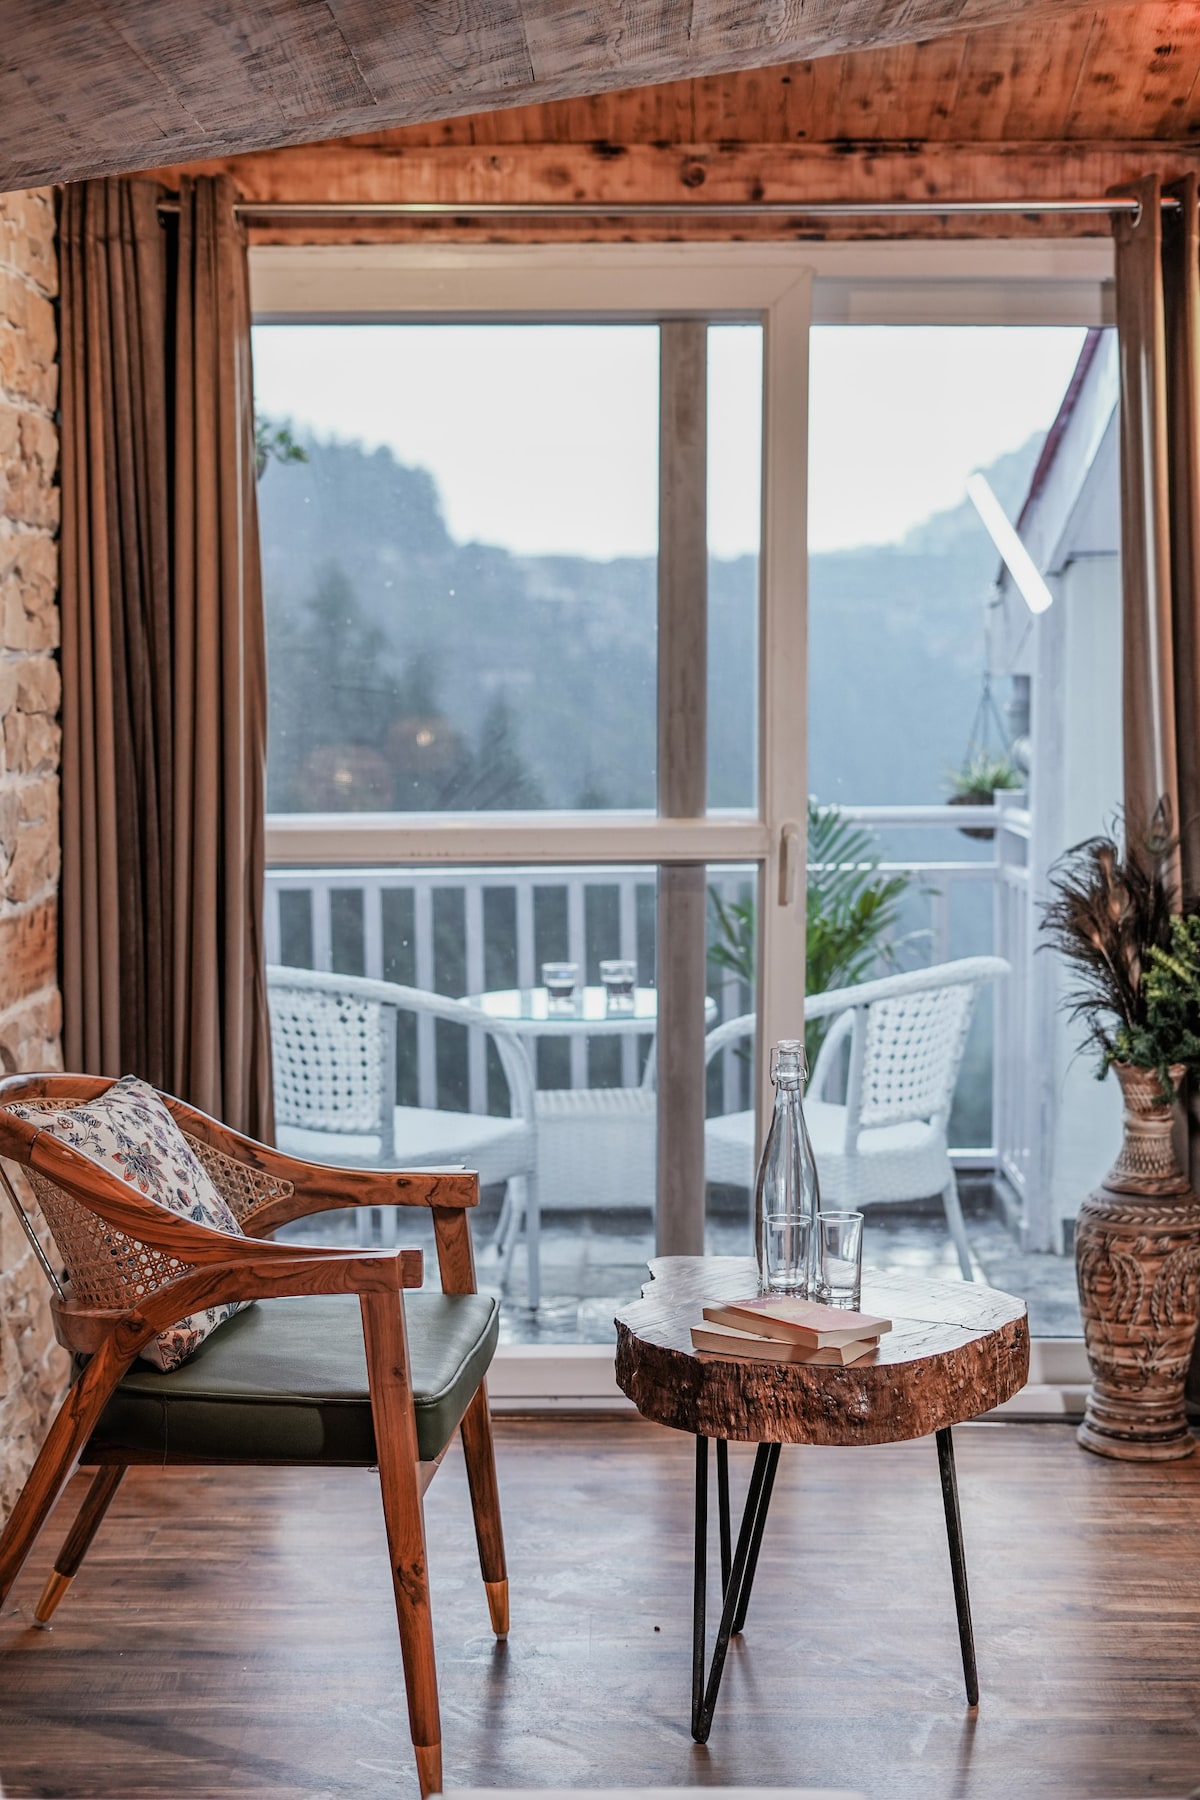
[1038,832,1183,1095]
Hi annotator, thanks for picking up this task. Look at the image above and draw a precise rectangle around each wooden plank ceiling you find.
[143,4,1200,242]
[0,0,1166,192]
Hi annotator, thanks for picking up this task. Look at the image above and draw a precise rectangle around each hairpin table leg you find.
[731,1441,780,1634]
[936,1425,979,1705]
[715,1437,731,1594]
[692,1439,781,1743]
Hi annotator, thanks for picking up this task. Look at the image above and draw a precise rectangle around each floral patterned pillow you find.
[10,1075,249,1371]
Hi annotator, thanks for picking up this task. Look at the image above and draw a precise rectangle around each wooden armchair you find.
[0,1072,508,1800]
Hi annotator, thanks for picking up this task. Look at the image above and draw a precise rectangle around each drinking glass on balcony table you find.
[600,958,637,1015]
[541,961,580,1014]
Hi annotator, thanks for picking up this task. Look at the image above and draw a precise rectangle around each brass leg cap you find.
[486,1577,509,1638]
[33,1569,73,1625]
[414,1741,442,1798]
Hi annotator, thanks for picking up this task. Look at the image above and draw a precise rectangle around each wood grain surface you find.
[0,2,1143,190]
[616,1257,1029,1445]
[131,5,1200,248]
[3,1419,1200,1799]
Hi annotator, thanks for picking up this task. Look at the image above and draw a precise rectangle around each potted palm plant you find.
[708,799,911,1061]
[1040,830,1200,1461]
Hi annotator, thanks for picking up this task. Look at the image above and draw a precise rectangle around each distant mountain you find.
[256,426,1043,817]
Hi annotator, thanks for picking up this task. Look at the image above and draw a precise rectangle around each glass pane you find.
[704,862,758,1254]
[805,321,1110,1336]
[267,861,659,1344]
[708,324,761,812]
[253,323,659,814]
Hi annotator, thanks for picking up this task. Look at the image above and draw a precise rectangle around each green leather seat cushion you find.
[87,1292,499,1466]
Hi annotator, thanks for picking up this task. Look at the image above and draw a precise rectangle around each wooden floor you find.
[2,1419,1200,1800]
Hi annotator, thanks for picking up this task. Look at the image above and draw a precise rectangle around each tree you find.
[254,414,307,480]
[267,563,402,811]
[451,697,545,811]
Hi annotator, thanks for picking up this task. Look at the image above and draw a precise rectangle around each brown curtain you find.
[59,176,273,1139]
[1114,174,1200,1401]
[1114,172,1200,898]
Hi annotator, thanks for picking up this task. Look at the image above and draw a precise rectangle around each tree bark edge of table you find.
[614,1256,1030,1447]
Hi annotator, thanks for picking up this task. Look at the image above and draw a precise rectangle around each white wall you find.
[1049,552,1123,1237]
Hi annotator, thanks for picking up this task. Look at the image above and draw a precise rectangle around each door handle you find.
[778,820,801,906]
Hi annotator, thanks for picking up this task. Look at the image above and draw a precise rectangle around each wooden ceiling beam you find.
[0,0,1146,191]
[144,137,1200,242]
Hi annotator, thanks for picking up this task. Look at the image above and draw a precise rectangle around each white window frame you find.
[254,242,813,1137]
[254,236,1112,1399]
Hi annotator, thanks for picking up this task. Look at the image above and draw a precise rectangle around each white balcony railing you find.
[264,800,1033,1184]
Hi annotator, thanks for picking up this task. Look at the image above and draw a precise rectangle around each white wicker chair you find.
[703,956,1010,1280]
[267,966,543,1304]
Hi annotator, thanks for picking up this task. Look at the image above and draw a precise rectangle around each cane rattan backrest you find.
[11,1096,191,1309]
[2,1090,295,1311]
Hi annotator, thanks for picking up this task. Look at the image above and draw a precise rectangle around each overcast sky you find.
[252,322,1087,560]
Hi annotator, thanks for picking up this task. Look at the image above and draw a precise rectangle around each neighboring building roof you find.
[1015,328,1104,537]
[997,326,1119,595]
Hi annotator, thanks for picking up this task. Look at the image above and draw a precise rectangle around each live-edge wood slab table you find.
[614,1256,1030,1742]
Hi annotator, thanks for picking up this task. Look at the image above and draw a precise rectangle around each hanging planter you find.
[946,752,1024,840]
[946,673,1023,840]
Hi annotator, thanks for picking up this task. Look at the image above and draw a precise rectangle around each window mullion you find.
[656,320,709,1258]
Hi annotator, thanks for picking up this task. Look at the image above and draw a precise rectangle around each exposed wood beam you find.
[148,139,1200,242]
[0,0,1144,191]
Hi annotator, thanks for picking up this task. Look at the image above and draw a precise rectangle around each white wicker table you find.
[462,989,716,1238]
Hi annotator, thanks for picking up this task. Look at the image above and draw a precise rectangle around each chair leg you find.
[941,1176,975,1281]
[496,1179,523,1291]
[360,1292,442,1800]
[524,1170,541,1311]
[0,1345,128,1611]
[33,1464,126,1624]
[489,1181,515,1257]
[459,1381,508,1637]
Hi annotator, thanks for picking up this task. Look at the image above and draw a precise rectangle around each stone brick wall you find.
[0,187,66,1523]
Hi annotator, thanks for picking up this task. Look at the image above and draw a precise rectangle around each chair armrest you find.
[704,1014,755,1065]
[242,1163,480,1237]
[151,1097,482,1232]
[57,1243,422,1364]
[26,1134,425,1286]
[808,1008,857,1099]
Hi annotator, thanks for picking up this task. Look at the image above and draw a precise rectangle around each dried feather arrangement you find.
[1039,825,1198,1095]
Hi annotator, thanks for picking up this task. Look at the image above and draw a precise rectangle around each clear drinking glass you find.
[763,1213,812,1297]
[542,960,580,1013]
[599,958,636,1014]
[816,1211,864,1310]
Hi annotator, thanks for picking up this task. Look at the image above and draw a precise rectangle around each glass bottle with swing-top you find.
[754,1038,821,1296]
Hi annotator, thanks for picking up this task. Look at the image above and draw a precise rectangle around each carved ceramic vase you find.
[1075,1062,1200,1460]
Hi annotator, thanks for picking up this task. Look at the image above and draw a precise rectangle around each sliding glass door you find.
[251,248,810,1342]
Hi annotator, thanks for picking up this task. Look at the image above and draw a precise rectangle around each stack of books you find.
[690,1294,892,1366]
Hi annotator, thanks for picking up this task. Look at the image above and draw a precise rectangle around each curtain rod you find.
[155,195,1178,220]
